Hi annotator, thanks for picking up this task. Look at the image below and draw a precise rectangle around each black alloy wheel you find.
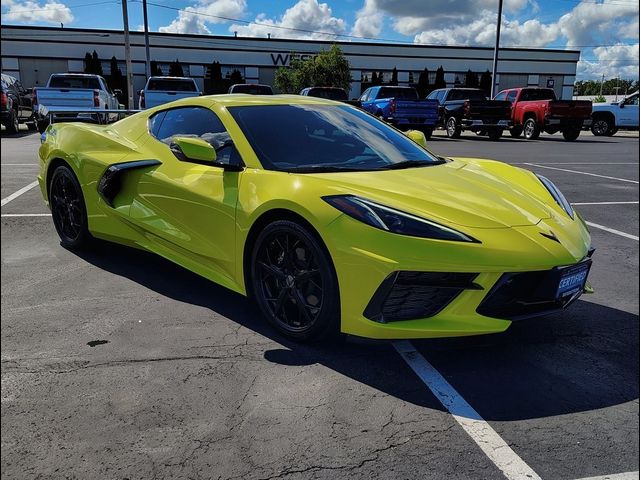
[49,165,91,248]
[562,127,581,141]
[591,117,612,136]
[251,220,339,341]
[488,129,503,141]
[5,109,19,134]
[509,126,523,138]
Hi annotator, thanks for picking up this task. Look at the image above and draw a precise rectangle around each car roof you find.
[148,94,340,109]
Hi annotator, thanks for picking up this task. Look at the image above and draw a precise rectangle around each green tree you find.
[434,66,446,89]
[416,68,430,97]
[479,70,492,96]
[390,67,398,86]
[168,59,184,77]
[465,69,479,88]
[274,44,352,94]
[92,51,103,76]
[229,69,244,85]
[150,61,163,76]
[83,52,93,74]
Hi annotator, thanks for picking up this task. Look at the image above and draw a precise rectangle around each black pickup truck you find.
[427,88,512,140]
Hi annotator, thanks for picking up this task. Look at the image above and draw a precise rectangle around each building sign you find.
[270,52,318,66]
[546,78,555,88]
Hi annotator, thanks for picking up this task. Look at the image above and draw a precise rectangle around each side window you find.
[152,107,240,165]
[520,90,532,101]
[437,90,447,103]
[626,94,638,106]
[427,90,438,100]
[494,91,507,101]
[360,89,370,102]
[507,91,518,103]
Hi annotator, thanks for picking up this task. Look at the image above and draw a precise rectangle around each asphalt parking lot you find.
[1,127,638,480]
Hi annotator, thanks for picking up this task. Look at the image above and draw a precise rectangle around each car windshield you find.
[377,87,418,100]
[148,79,197,91]
[307,88,348,101]
[228,104,442,172]
[49,76,101,89]
[231,84,273,95]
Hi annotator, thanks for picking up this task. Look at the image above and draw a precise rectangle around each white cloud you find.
[578,43,640,79]
[159,0,246,34]
[351,0,383,38]
[229,0,346,40]
[1,0,73,25]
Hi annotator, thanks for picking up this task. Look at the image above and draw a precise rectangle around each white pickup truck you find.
[139,76,200,109]
[590,91,639,136]
[33,73,121,131]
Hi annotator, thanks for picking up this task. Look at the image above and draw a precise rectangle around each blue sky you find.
[2,0,639,79]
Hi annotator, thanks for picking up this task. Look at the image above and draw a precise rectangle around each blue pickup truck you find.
[359,86,439,137]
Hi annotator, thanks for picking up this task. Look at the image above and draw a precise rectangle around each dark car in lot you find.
[428,87,512,140]
[1,73,35,133]
[228,84,273,95]
[495,87,592,141]
[300,87,361,108]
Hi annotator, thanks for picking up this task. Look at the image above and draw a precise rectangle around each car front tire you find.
[446,117,461,138]
[49,165,92,249]
[4,108,19,134]
[250,220,340,342]
[591,117,613,136]
[523,118,540,140]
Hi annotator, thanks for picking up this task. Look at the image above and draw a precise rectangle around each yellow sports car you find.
[38,95,593,341]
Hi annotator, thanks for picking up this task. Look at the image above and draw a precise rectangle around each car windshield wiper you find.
[283,165,375,173]
[382,159,445,170]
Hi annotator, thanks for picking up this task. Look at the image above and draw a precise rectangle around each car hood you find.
[306,157,554,229]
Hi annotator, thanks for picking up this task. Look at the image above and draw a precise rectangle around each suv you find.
[228,84,273,95]
[1,73,36,133]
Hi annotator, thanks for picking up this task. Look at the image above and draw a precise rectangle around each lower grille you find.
[476,261,591,320]
[364,271,480,323]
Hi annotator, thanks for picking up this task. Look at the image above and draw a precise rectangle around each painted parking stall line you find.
[393,340,541,480]
[585,222,639,241]
[524,164,639,184]
[0,180,39,207]
[1,213,51,217]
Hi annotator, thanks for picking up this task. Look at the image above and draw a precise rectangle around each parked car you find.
[33,73,121,132]
[359,86,439,137]
[495,87,591,141]
[590,91,639,136]
[427,87,511,140]
[228,84,273,95]
[139,76,200,109]
[1,73,36,133]
[300,87,361,107]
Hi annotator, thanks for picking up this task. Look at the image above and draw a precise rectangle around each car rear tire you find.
[510,127,523,138]
[26,121,37,131]
[421,127,433,139]
[591,116,613,136]
[49,165,92,249]
[250,220,340,342]
[562,127,581,141]
[446,117,461,138]
[523,118,540,140]
[4,109,19,134]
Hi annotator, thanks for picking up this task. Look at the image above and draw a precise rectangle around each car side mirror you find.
[619,102,625,109]
[404,129,428,148]
[170,136,217,163]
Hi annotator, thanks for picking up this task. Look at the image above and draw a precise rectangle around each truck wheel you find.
[488,129,503,141]
[523,118,540,140]
[421,128,433,139]
[562,127,581,141]
[446,117,461,138]
[510,127,523,138]
[37,118,50,134]
[26,121,37,131]
[609,127,618,136]
[4,108,19,134]
[591,117,612,136]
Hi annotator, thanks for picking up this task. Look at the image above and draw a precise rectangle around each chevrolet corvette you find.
[38,95,593,341]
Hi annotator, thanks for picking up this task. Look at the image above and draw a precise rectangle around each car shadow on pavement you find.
[74,240,638,420]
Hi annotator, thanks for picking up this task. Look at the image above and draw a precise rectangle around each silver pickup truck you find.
[33,73,121,131]
[139,76,200,109]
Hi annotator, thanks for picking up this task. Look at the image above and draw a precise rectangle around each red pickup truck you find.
[494,87,592,141]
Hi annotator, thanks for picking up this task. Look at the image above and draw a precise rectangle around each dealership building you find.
[1,25,580,101]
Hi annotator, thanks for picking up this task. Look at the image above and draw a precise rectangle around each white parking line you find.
[572,201,639,206]
[573,471,639,480]
[1,163,38,166]
[586,222,639,241]
[1,213,51,217]
[524,164,639,184]
[0,181,39,207]
[393,340,541,480]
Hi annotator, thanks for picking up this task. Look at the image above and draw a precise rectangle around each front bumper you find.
[324,213,592,339]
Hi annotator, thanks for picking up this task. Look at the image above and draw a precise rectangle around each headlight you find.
[536,174,574,219]
[323,195,478,243]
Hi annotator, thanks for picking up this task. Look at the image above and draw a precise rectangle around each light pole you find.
[490,0,504,99]
[143,0,151,80]
[121,0,134,109]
